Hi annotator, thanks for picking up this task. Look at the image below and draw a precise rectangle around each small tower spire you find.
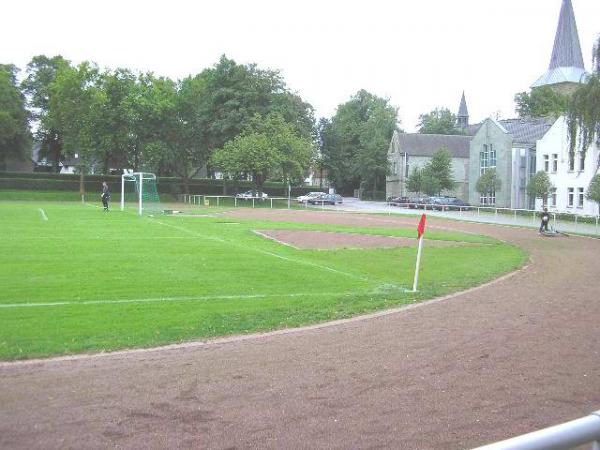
[457,91,469,130]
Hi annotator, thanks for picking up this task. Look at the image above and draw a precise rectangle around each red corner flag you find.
[417,214,426,239]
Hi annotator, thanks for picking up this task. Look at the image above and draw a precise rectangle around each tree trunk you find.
[79,166,85,197]
[182,174,190,195]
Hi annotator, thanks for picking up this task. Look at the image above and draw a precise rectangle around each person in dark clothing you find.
[539,207,550,233]
[101,182,110,211]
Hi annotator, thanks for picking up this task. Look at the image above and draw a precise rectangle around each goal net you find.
[120,172,163,215]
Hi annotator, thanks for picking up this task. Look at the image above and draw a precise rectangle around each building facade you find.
[386,130,471,200]
[535,117,600,215]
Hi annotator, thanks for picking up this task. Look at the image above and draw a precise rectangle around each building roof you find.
[394,132,471,158]
[498,117,556,146]
[532,0,587,88]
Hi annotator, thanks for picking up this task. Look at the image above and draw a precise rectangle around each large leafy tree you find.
[85,68,140,173]
[424,147,454,193]
[47,62,100,193]
[514,86,569,119]
[527,171,553,205]
[319,90,397,194]
[196,55,315,174]
[21,55,70,172]
[417,108,461,135]
[567,37,600,160]
[405,167,423,195]
[475,168,502,198]
[0,64,32,170]
[586,174,600,215]
[212,113,313,189]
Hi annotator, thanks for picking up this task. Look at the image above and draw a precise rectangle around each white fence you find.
[178,194,342,210]
[473,410,600,450]
[384,201,600,236]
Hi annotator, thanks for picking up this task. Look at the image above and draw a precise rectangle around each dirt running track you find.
[1,210,599,449]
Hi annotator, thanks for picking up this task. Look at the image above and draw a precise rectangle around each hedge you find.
[0,172,325,197]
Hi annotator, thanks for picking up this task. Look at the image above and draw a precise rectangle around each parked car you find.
[235,190,268,201]
[408,197,430,209]
[425,196,470,211]
[444,197,470,210]
[307,193,342,205]
[296,192,326,203]
[387,196,410,206]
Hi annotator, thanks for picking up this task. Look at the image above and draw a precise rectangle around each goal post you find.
[121,172,160,215]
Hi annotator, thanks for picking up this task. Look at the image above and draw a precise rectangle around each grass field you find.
[0,200,526,360]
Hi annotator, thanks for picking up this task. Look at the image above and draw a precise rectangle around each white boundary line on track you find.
[0,291,354,309]
[0,263,529,367]
[38,208,48,221]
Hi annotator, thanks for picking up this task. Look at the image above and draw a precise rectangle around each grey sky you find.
[2,0,599,131]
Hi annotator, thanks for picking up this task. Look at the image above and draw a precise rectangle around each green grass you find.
[0,201,526,360]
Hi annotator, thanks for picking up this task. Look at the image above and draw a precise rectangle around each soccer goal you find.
[120,172,161,215]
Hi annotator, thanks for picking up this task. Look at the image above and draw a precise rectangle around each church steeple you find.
[532,0,587,93]
[457,91,469,130]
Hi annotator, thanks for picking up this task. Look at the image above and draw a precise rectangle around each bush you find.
[0,172,323,198]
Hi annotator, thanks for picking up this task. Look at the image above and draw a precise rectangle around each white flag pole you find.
[412,235,424,292]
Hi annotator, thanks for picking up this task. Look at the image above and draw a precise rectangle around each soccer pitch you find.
[0,201,525,360]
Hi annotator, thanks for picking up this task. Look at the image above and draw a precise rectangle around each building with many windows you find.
[535,117,599,215]
[387,0,598,215]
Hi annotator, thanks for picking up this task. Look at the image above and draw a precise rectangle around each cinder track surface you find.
[1,210,599,449]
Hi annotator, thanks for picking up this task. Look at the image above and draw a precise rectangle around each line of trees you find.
[1,56,402,196]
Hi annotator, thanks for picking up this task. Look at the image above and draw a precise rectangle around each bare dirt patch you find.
[255,229,471,250]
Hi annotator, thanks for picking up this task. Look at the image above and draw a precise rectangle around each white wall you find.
[535,117,600,216]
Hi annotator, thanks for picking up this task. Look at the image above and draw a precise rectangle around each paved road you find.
[315,197,600,237]
[1,211,599,449]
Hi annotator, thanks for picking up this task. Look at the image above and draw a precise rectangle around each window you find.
[543,154,549,172]
[479,190,496,206]
[489,144,496,167]
[550,188,557,207]
[392,161,397,175]
[568,154,575,171]
[552,154,558,173]
[579,153,585,171]
[480,144,495,175]
[578,187,584,208]
[567,188,574,207]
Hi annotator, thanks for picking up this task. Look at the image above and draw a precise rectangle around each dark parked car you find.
[308,194,342,205]
[408,197,430,209]
[430,196,470,211]
[387,196,410,206]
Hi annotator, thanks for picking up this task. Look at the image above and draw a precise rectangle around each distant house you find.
[386,130,472,200]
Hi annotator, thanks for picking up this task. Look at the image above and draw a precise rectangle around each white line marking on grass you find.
[0,263,529,367]
[0,291,355,309]
[38,208,48,221]
[150,218,371,282]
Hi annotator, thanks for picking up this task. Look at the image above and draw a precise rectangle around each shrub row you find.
[0,173,325,197]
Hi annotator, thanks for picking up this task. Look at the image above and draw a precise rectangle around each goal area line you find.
[0,291,376,309]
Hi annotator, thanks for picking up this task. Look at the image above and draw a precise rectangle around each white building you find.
[535,117,600,216]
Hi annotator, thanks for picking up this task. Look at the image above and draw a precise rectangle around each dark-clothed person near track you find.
[101,182,110,211]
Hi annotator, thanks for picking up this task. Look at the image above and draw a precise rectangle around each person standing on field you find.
[539,207,550,233]
[101,181,110,211]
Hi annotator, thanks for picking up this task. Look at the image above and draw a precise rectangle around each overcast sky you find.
[2,0,599,131]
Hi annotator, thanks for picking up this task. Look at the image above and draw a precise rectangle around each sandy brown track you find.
[1,209,599,449]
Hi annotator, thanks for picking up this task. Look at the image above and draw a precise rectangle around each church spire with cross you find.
[531,0,587,94]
